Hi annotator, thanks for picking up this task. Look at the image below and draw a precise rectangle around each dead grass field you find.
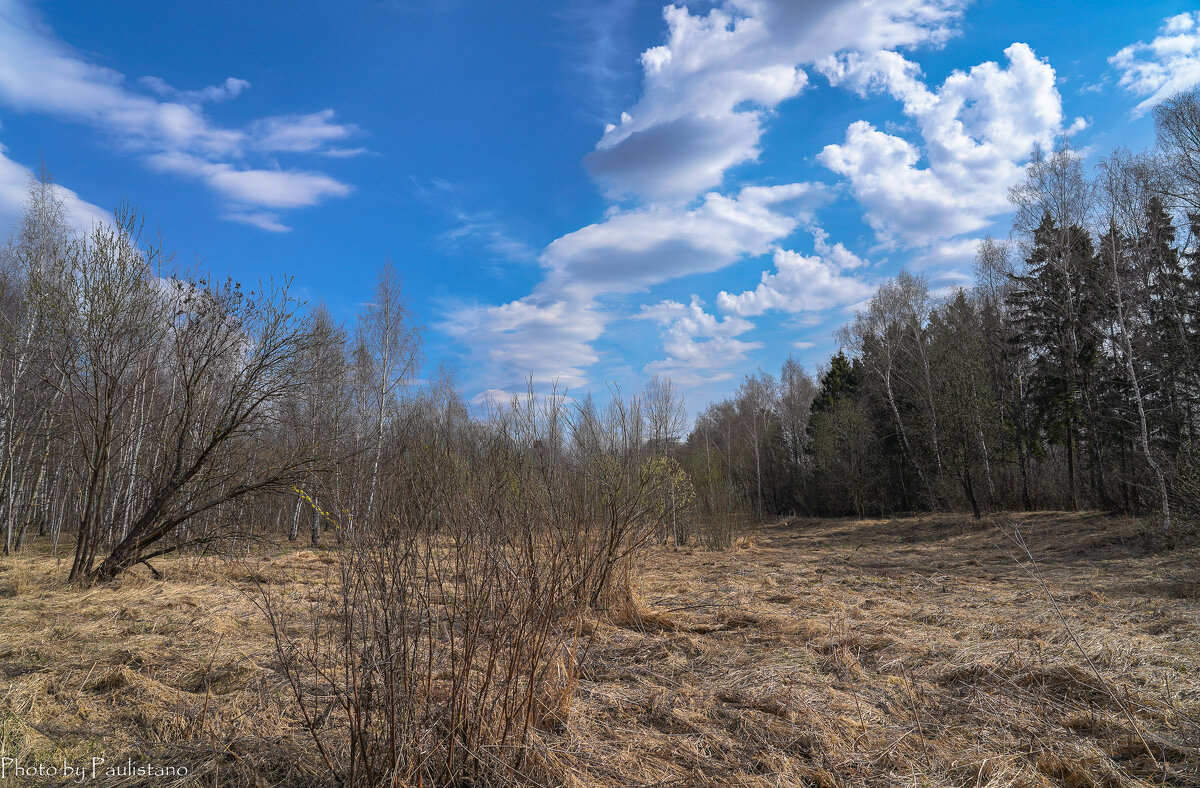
[1,512,1197,787]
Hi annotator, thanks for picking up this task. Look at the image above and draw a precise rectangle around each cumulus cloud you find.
[639,296,761,384]
[541,182,826,297]
[587,112,764,203]
[588,0,967,202]
[716,244,875,317]
[451,0,975,393]
[1111,12,1200,116]
[0,0,359,227]
[907,237,982,270]
[444,181,824,391]
[441,297,607,390]
[819,42,1065,247]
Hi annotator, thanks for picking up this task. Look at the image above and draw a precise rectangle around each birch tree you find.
[357,260,422,522]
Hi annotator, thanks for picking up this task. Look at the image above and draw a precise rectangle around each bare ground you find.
[1,512,1197,787]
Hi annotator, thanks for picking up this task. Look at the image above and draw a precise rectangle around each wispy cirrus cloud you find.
[438,214,537,263]
[554,0,641,125]
[138,75,251,106]
[249,110,366,157]
[0,0,362,231]
[410,177,538,265]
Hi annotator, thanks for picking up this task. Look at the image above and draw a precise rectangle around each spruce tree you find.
[1007,212,1103,509]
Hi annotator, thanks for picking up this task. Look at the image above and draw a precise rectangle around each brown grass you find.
[1,512,1198,786]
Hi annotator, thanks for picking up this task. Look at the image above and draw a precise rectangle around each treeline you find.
[683,92,1200,529]
[5,88,1200,586]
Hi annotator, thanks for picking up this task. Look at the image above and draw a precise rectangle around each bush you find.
[259,388,685,786]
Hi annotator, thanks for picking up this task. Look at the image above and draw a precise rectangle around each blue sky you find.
[0,0,1196,413]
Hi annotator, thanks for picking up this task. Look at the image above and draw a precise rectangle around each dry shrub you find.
[699,513,740,549]
[260,386,679,787]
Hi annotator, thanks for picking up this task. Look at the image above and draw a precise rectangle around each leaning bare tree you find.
[45,205,319,581]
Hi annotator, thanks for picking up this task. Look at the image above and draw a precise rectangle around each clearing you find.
[1,513,1197,786]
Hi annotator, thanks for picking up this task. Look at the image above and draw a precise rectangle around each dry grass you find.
[0,546,335,786]
[1,513,1198,786]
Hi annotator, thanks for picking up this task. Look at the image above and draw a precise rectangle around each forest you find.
[685,93,1200,530]
[0,83,1198,788]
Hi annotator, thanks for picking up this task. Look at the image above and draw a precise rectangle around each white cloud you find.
[139,75,251,105]
[716,244,876,317]
[147,152,351,209]
[470,388,521,408]
[222,211,291,233]
[450,0,973,394]
[588,111,766,203]
[907,237,980,269]
[249,110,364,155]
[640,296,761,384]
[588,0,968,202]
[819,43,1065,247]
[930,268,973,290]
[541,182,825,297]
[441,297,607,390]
[0,0,357,226]
[1111,12,1200,116]
[448,181,824,391]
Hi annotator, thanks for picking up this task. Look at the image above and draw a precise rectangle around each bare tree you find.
[837,277,934,504]
[357,259,422,523]
[1097,150,1173,531]
[0,170,73,553]
[33,203,322,580]
[735,372,776,520]
[642,374,686,453]
[1153,88,1200,211]
[285,304,351,545]
[895,271,944,477]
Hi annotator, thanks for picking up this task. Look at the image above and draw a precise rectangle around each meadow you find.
[2,512,1196,787]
